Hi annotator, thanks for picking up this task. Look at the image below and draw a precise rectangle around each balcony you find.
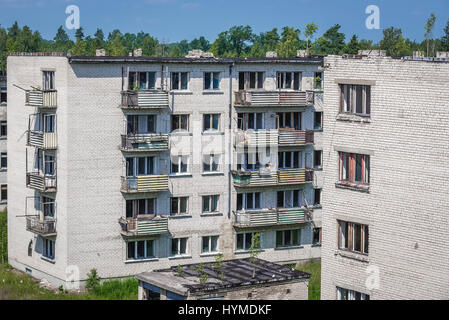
[278,129,314,146]
[231,168,314,188]
[27,131,57,149]
[26,216,57,237]
[26,172,57,192]
[121,90,169,109]
[235,130,278,148]
[121,134,169,152]
[119,216,169,237]
[26,90,57,108]
[234,90,314,108]
[233,207,312,228]
[121,175,169,193]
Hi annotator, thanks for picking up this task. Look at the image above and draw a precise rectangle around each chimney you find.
[437,51,449,58]
[265,51,277,58]
[96,49,105,57]
[133,48,142,57]
[185,50,215,58]
[296,50,307,58]
[358,50,386,57]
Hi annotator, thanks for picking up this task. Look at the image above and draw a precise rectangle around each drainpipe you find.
[228,62,234,220]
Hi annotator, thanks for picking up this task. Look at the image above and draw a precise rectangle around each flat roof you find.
[136,258,310,296]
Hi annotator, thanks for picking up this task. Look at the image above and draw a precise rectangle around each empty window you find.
[276,72,301,90]
[0,121,6,137]
[43,115,55,133]
[314,150,322,168]
[127,240,154,260]
[338,221,369,254]
[276,229,301,247]
[313,228,322,246]
[171,114,189,132]
[0,185,7,203]
[171,155,189,174]
[337,287,369,300]
[314,112,322,130]
[314,72,323,89]
[340,84,371,116]
[276,112,302,130]
[237,113,264,130]
[278,151,302,169]
[128,72,156,90]
[42,197,55,219]
[44,154,55,175]
[126,198,156,218]
[236,232,259,251]
[203,153,220,173]
[171,72,188,90]
[202,236,219,253]
[277,190,304,208]
[203,114,220,131]
[43,239,55,260]
[0,91,6,104]
[204,72,220,90]
[237,147,271,171]
[0,153,6,169]
[238,72,264,90]
[127,115,156,134]
[237,192,261,211]
[202,195,219,213]
[126,156,155,176]
[171,238,188,256]
[314,188,321,205]
[42,71,55,90]
[339,152,370,185]
[170,197,188,216]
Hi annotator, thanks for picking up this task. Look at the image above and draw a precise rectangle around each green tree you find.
[316,24,346,55]
[141,35,158,56]
[228,25,254,56]
[249,233,262,279]
[441,19,449,51]
[94,28,104,43]
[345,34,360,54]
[277,26,300,58]
[86,268,101,291]
[190,36,210,52]
[380,27,411,56]
[106,33,127,56]
[169,44,182,57]
[424,13,437,56]
[75,27,84,41]
[304,23,318,55]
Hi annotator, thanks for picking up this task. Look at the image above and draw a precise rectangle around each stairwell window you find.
[171,72,189,90]
[204,72,220,90]
[340,84,371,116]
[202,235,219,253]
[339,152,370,185]
[338,220,369,255]
[170,197,188,216]
[276,229,301,248]
[337,287,370,300]
[127,240,154,260]
[237,192,261,211]
[171,238,188,256]
[276,72,302,90]
[43,238,55,260]
[202,195,219,213]
[239,72,264,90]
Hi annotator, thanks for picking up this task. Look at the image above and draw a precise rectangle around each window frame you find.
[202,195,219,213]
[43,238,55,260]
[236,192,262,211]
[338,220,369,255]
[201,235,219,253]
[170,197,189,216]
[339,84,371,116]
[276,72,302,90]
[203,113,220,132]
[275,229,301,248]
[204,72,220,90]
[171,155,189,174]
[126,239,155,261]
[338,152,370,185]
[171,114,189,132]
[171,72,189,90]
[171,237,188,256]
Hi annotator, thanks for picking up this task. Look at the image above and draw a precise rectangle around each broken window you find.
[127,115,156,134]
[43,238,55,260]
[338,220,369,254]
[314,112,322,130]
[204,72,220,90]
[171,114,189,132]
[340,84,371,116]
[0,184,6,203]
[238,72,264,90]
[128,72,156,90]
[171,72,188,90]
[170,197,188,216]
[312,228,321,246]
[314,150,322,168]
[339,152,370,185]
[236,232,258,251]
[42,71,55,90]
[314,188,321,205]
[276,72,301,90]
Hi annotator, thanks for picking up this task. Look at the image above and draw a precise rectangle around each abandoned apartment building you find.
[320,50,449,300]
[7,50,324,288]
[136,258,310,300]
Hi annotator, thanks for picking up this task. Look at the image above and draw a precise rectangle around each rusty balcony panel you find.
[231,170,278,188]
[278,168,314,185]
[121,90,169,108]
[119,216,169,237]
[121,134,169,152]
[278,129,314,146]
[121,175,169,193]
[26,216,57,237]
[26,172,57,193]
[233,209,278,228]
[234,130,279,148]
[27,131,58,149]
[26,90,57,108]
[234,90,313,107]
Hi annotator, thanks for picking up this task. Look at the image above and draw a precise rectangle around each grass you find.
[0,208,7,266]
[295,260,321,300]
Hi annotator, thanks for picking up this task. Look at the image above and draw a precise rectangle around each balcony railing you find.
[235,130,279,147]
[27,131,57,149]
[234,90,314,107]
[121,134,169,151]
[26,172,57,192]
[121,175,169,193]
[119,216,169,237]
[233,207,312,228]
[26,216,57,236]
[278,129,314,146]
[26,90,57,108]
[121,90,169,108]
[231,168,314,187]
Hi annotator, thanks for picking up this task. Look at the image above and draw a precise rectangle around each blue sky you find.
[0,0,448,43]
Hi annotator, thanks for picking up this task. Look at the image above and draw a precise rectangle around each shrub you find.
[85,268,100,291]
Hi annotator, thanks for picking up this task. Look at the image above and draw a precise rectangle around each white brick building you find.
[321,52,449,300]
[7,52,323,288]
[0,71,7,209]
